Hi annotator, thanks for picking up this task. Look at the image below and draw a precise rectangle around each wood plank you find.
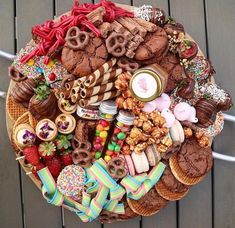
[170,1,213,228]
[206,0,235,227]
[55,0,101,226]
[135,0,177,227]
[0,1,23,228]
[16,1,63,227]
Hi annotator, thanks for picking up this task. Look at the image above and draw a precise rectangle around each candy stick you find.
[83,58,117,87]
[16,156,25,161]
[26,172,32,175]
[80,82,115,98]
[79,90,121,107]
[84,68,123,88]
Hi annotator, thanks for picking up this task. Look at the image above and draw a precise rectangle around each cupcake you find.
[155,162,190,201]
[13,123,36,148]
[127,188,168,216]
[55,114,76,134]
[36,119,58,141]
[169,138,213,185]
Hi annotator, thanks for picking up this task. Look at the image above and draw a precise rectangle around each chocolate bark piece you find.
[164,22,185,37]
[124,17,147,37]
[134,27,168,62]
[61,33,108,77]
[133,17,157,32]
[177,138,213,178]
[117,17,139,35]
[98,22,112,38]
[161,164,189,193]
[86,6,105,26]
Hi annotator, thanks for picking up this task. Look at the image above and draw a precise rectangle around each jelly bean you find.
[95,152,102,159]
[91,151,96,156]
[104,155,111,162]
[117,121,124,127]
[117,140,123,145]
[100,131,108,138]
[93,143,102,150]
[27,59,35,66]
[105,114,113,119]
[96,130,100,136]
[117,132,126,140]
[112,136,118,142]
[106,150,113,156]
[104,126,110,131]
[101,142,105,146]
[95,137,102,143]
[100,120,109,127]
[96,124,104,131]
[108,144,115,151]
[114,145,121,152]
[114,128,121,134]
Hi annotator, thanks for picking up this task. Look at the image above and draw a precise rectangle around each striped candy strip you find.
[121,162,166,200]
[90,159,126,200]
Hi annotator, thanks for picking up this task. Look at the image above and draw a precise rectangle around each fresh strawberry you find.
[60,150,73,166]
[46,156,62,178]
[38,142,56,160]
[54,134,73,152]
[32,163,45,179]
[23,145,40,166]
[178,40,198,60]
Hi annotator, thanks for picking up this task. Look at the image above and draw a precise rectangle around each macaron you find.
[131,151,149,174]
[170,120,185,143]
[145,144,161,167]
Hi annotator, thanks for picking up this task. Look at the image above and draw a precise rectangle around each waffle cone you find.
[28,111,38,129]
[7,96,27,122]
[169,154,204,185]
[155,180,189,201]
[127,198,160,216]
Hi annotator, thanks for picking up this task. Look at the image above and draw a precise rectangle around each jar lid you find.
[116,110,135,125]
[129,69,162,102]
[99,100,118,115]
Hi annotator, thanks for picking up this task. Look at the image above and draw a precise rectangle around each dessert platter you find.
[6,0,233,223]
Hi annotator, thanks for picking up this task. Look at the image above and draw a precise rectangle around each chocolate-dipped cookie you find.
[61,32,108,77]
[156,162,190,201]
[169,138,213,185]
[134,27,169,63]
[127,188,168,216]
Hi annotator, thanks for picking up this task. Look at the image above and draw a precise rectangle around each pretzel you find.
[71,138,91,151]
[117,57,139,73]
[107,157,127,179]
[106,32,128,57]
[65,26,90,50]
[9,66,27,82]
[100,210,119,224]
[72,148,92,168]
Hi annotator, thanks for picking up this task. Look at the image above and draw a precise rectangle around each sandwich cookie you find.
[145,144,161,166]
[131,151,149,174]
[120,154,135,176]
[169,120,185,143]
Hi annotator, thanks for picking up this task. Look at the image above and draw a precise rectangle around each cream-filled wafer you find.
[80,82,115,98]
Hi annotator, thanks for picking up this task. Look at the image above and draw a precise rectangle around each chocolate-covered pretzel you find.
[107,157,127,179]
[72,148,92,168]
[106,32,128,57]
[9,66,27,82]
[65,26,89,50]
[71,138,91,151]
[117,57,140,73]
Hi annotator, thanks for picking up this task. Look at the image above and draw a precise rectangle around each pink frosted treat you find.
[161,108,176,128]
[154,93,171,112]
[173,102,198,123]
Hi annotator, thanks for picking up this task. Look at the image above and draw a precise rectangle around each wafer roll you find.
[83,58,117,87]
[79,90,121,107]
[84,68,123,88]
[80,82,115,98]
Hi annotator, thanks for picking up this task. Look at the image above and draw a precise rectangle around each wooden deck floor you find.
[0,0,235,228]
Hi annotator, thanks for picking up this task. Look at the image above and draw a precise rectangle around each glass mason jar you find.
[104,110,135,162]
[91,100,118,160]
